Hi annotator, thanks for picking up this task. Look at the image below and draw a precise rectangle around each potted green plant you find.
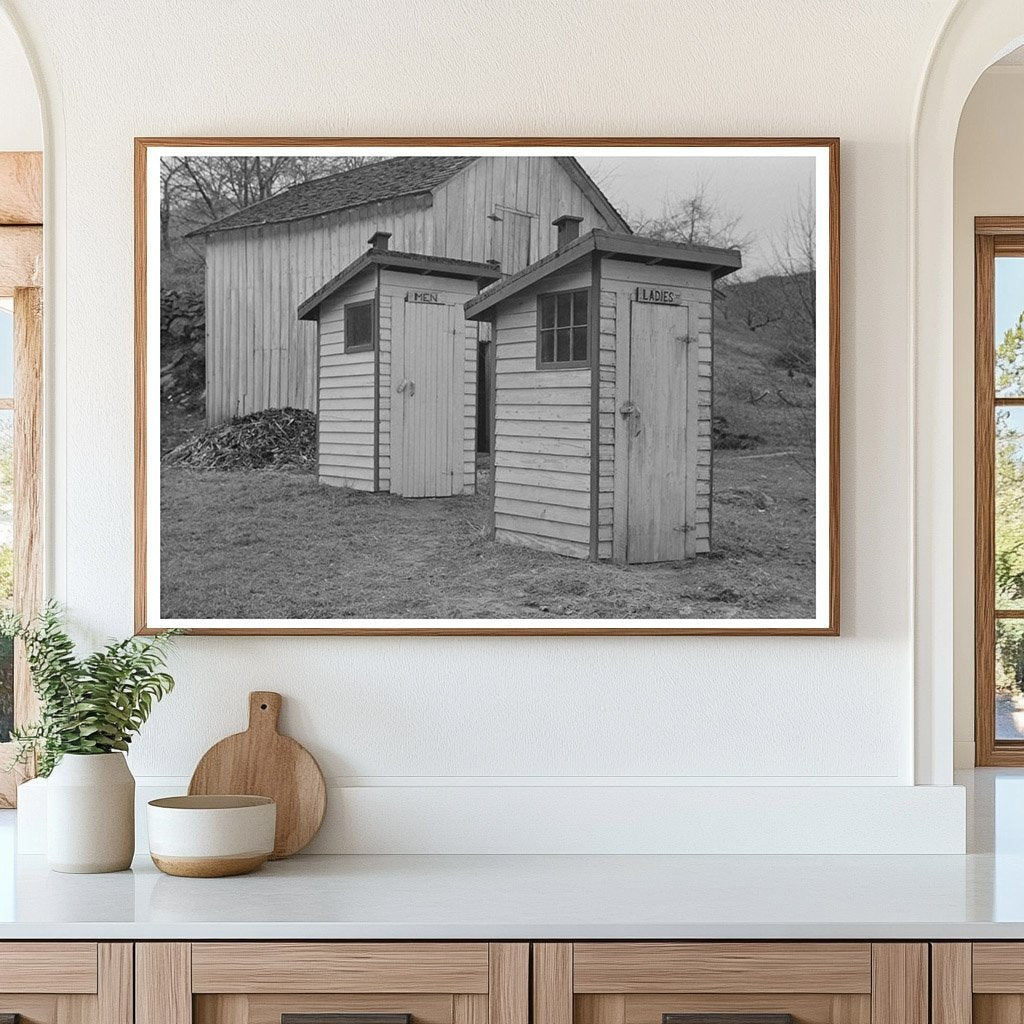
[2,603,178,873]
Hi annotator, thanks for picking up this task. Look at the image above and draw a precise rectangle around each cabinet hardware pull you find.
[283,1015,411,1024]
[1,1015,21,1024]
[664,1016,795,1024]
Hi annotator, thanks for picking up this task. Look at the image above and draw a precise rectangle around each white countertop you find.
[1,769,1022,941]
[1,849,1023,940]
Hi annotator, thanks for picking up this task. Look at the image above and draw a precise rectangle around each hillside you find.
[712,273,817,455]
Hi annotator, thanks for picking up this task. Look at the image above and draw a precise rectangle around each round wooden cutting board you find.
[188,691,327,859]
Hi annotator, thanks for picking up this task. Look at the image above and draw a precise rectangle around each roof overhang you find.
[464,230,742,320]
[298,250,502,320]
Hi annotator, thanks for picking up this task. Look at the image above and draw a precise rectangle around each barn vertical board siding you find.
[491,266,594,559]
[204,158,626,425]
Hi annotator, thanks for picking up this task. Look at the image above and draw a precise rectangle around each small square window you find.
[344,300,375,353]
[538,288,589,368]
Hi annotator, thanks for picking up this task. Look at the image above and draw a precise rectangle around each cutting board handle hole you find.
[260,703,268,710]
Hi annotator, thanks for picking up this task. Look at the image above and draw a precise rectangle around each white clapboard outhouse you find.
[465,217,742,563]
[298,232,500,497]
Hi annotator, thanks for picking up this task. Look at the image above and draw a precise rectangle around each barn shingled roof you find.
[186,156,478,236]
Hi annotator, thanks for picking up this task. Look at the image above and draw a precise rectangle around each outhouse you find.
[465,217,742,564]
[298,232,500,497]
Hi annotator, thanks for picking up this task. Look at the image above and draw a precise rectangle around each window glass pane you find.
[572,326,588,362]
[997,407,1024,609]
[556,328,570,363]
[345,303,373,350]
[556,292,572,326]
[996,257,1024,397]
[0,409,12,742]
[540,331,554,364]
[540,296,555,330]
[0,306,13,398]
[572,289,588,326]
[997,620,1024,740]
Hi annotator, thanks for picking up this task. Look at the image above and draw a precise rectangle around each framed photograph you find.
[135,137,839,636]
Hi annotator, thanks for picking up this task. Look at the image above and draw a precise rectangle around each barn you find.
[189,156,631,427]
[297,232,500,496]
[464,218,742,564]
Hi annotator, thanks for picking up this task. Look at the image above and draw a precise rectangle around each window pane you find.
[540,331,554,364]
[556,328,570,363]
[997,407,1024,609]
[572,289,588,326]
[997,620,1024,740]
[0,409,12,742]
[572,326,588,362]
[540,296,555,330]
[345,303,374,350]
[556,292,572,327]
[996,257,1024,397]
[0,306,13,398]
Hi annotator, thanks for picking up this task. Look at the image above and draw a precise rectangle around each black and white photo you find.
[136,140,838,634]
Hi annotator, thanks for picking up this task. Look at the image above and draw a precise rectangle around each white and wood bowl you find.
[147,795,276,878]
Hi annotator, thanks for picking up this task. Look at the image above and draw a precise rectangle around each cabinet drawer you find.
[0,942,99,994]
[139,943,529,1024]
[191,943,491,994]
[534,943,926,1024]
[0,943,130,1024]
[572,944,872,994]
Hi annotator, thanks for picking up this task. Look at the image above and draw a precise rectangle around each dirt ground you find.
[159,449,815,621]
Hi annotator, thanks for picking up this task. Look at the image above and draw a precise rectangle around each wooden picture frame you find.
[136,137,840,636]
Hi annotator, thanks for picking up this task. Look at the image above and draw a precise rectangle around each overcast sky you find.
[577,155,815,277]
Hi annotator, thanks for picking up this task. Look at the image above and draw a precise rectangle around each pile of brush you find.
[164,407,316,472]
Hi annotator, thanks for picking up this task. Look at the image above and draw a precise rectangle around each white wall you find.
[0,8,39,151]
[952,65,1024,767]
[0,0,973,852]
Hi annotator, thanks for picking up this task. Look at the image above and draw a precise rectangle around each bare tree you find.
[628,174,753,252]
[767,187,816,372]
[161,155,384,255]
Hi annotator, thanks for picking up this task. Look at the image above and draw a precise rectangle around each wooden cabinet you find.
[0,938,951,1024]
[0,942,132,1024]
[532,944,929,1024]
[932,943,1024,1024]
[136,944,528,1024]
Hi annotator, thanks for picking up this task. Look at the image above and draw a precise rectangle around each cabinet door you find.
[941,943,1024,1024]
[533,944,928,1024]
[137,943,528,1024]
[0,942,131,1024]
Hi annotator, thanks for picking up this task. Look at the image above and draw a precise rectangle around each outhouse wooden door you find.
[394,300,462,498]
[626,301,692,562]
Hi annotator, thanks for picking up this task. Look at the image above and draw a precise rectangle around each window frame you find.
[536,287,590,370]
[975,218,1024,765]
[343,298,377,354]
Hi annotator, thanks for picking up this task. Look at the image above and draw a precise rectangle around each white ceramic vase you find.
[46,752,135,873]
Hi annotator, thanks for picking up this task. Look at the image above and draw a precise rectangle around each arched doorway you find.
[913,1,1024,785]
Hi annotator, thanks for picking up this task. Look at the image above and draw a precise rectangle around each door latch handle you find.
[620,401,641,436]
[397,379,416,396]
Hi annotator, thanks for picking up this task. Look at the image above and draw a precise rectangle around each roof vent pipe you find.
[553,215,584,248]
[368,231,391,251]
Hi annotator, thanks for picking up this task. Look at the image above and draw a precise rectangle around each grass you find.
[159,448,814,621]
